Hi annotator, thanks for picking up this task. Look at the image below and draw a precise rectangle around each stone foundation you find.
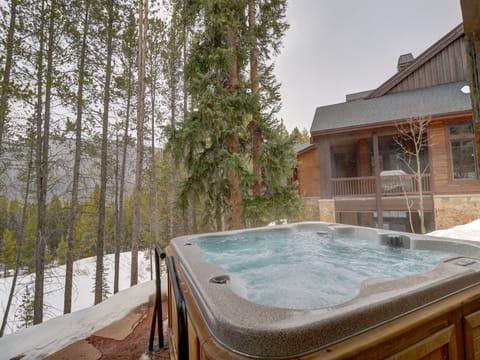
[318,199,336,223]
[433,194,480,230]
[300,197,321,221]
[299,197,336,223]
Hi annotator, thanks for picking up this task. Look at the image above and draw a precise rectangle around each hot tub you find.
[165,222,480,359]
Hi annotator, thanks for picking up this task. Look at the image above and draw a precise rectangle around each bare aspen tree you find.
[395,116,431,234]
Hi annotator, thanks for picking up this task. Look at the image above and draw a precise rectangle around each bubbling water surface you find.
[195,228,457,309]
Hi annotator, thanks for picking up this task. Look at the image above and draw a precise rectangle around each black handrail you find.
[148,243,167,352]
[166,255,189,360]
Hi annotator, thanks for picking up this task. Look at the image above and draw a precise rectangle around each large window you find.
[449,123,477,180]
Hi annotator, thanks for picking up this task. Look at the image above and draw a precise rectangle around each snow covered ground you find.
[0,221,479,359]
[0,251,154,336]
[429,219,480,241]
[0,281,156,360]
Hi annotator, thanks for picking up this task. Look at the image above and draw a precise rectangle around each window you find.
[449,123,477,180]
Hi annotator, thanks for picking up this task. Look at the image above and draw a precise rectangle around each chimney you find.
[397,53,415,71]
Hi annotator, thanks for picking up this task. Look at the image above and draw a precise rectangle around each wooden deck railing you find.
[332,174,431,197]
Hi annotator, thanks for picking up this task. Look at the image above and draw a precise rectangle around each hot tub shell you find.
[166,222,480,359]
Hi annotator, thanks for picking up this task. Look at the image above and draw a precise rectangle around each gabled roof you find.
[311,81,471,134]
[295,143,315,154]
[311,23,470,134]
[368,24,464,98]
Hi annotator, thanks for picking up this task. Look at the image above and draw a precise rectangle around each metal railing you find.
[166,255,189,360]
[148,243,167,352]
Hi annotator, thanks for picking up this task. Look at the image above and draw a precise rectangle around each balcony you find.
[332,173,431,197]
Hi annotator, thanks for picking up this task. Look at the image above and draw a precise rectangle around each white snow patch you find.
[0,251,154,336]
[429,219,480,241]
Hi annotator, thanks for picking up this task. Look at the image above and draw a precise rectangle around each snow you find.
[0,250,168,359]
[0,281,155,360]
[429,219,480,241]
[0,251,155,336]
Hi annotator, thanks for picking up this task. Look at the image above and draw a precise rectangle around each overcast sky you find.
[275,0,463,132]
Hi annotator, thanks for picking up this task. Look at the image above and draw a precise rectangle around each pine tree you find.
[0,0,18,157]
[95,0,114,305]
[1,229,16,276]
[113,8,137,294]
[64,0,91,314]
[171,0,299,229]
[56,235,67,265]
[131,0,148,287]
[16,285,34,328]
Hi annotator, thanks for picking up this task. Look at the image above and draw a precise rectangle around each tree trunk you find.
[249,0,262,198]
[113,130,120,288]
[65,0,90,314]
[226,27,242,230]
[0,0,17,156]
[150,65,161,247]
[95,0,114,305]
[34,0,53,325]
[416,151,426,234]
[464,33,480,179]
[168,5,178,240]
[0,143,33,336]
[115,59,133,294]
[131,0,148,286]
[460,1,480,179]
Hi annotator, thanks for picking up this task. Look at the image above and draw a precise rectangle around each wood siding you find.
[428,118,480,195]
[297,147,321,196]
[388,37,467,95]
[368,24,465,98]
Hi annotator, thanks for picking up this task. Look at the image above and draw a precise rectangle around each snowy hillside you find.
[0,251,154,336]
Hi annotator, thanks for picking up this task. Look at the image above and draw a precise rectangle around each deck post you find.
[460,0,480,179]
[373,133,384,228]
[319,137,333,199]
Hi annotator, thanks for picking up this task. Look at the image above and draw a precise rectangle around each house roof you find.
[311,81,471,134]
[368,24,464,98]
[295,143,315,154]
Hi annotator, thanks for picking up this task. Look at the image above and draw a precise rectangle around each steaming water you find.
[195,229,457,310]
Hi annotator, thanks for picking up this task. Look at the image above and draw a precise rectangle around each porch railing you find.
[332,173,431,197]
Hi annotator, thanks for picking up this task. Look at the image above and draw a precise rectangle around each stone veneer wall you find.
[433,194,480,230]
[299,197,336,222]
[318,199,336,223]
[300,197,321,221]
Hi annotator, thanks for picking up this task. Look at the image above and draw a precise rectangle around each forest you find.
[0,0,311,334]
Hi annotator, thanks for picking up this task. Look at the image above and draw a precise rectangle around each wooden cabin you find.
[297,24,480,232]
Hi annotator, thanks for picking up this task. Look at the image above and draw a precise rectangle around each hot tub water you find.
[195,228,457,309]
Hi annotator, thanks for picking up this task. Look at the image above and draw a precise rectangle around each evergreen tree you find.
[46,194,66,256]
[56,235,67,265]
[1,229,16,276]
[63,0,92,315]
[16,285,34,328]
[171,0,299,229]
[131,0,148,286]
[0,0,19,158]
[113,7,137,294]
[94,0,115,305]
[290,127,310,145]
